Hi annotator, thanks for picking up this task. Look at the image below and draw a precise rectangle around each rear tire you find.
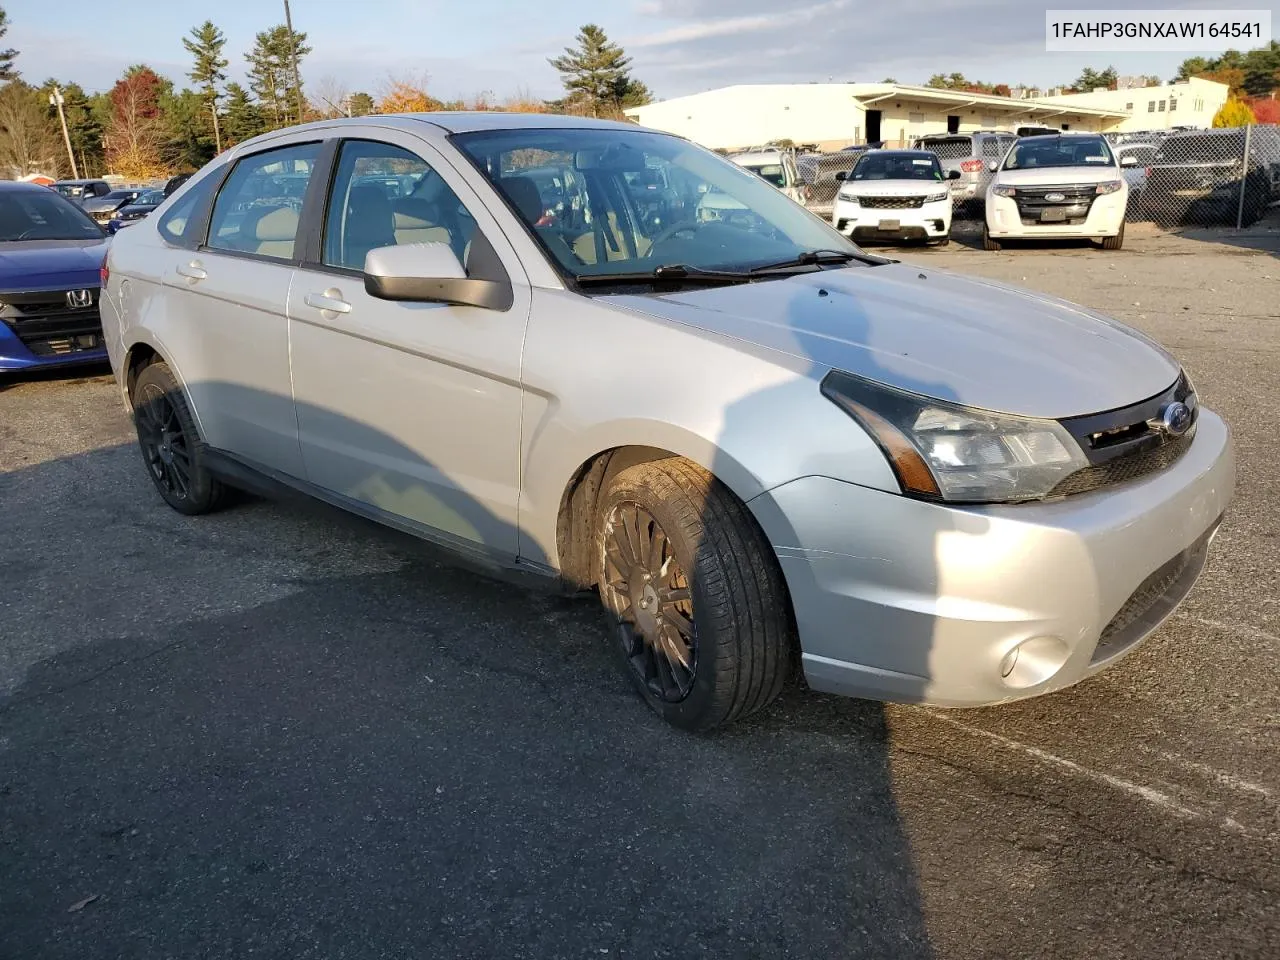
[595,458,793,731]
[982,222,1001,251]
[131,360,231,516]
[1101,222,1124,251]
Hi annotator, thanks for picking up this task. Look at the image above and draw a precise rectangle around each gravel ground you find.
[1,223,1277,959]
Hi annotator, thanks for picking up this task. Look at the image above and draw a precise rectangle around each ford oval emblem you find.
[1044,192,1065,202]
[1152,401,1193,437]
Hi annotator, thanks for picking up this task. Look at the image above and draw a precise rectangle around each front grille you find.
[1093,517,1220,660]
[1048,434,1192,497]
[858,195,925,209]
[0,288,103,356]
[1014,184,1098,226]
[1050,374,1198,498]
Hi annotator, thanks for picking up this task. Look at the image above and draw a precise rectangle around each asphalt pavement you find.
[1,225,1277,959]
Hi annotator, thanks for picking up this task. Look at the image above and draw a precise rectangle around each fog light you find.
[999,636,1070,689]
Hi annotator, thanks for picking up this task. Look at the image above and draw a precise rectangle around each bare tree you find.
[0,82,61,177]
[311,74,351,118]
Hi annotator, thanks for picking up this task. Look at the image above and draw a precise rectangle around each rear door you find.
[159,138,324,478]
[286,131,530,561]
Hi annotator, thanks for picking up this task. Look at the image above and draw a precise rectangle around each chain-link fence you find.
[1125,125,1280,229]
[797,125,1280,230]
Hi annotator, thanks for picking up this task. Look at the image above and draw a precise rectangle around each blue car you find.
[0,181,109,374]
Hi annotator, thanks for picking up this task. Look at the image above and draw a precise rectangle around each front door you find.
[286,134,529,561]
[161,139,321,478]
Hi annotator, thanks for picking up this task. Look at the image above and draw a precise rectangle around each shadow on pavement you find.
[0,375,937,959]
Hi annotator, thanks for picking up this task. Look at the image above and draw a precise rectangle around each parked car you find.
[164,173,194,197]
[51,178,112,205]
[726,148,809,206]
[0,181,109,373]
[1114,141,1158,197]
[831,149,958,245]
[984,132,1128,250]
[82,189,144,227]
[107,189,167,233]
[101,114,1233,731]
[913,131,1016,212]
[1141,127,1280,227]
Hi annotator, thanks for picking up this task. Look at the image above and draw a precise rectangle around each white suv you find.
[831,149,958,245]
[984,133,1128,251]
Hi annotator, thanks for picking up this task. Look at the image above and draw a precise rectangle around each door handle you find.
[304,290,352,315]
[175,260,206,282]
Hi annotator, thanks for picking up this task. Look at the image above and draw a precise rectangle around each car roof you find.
[0,180,57,193]
[53,178,108,185]
[857,149,938,159]
[730,151,786,163]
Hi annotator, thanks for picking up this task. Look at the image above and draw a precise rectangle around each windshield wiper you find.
[574,263,755,287]
[750,249,891,272]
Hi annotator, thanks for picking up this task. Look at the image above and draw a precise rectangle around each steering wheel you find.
[644,219,702,252]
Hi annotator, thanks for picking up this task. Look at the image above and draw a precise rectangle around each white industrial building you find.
[625,83,1128,152]
[1039,77,1230,132]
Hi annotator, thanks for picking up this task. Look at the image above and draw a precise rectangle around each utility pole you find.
[283,0,305,124]
[49,87,80,179]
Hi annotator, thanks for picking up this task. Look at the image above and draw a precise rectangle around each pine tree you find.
[183,20,227,152]
[0,7,18,82]
[549,24,636,118]
[222,82,266,144]
[246,25,310,128]
[348,91,374,116]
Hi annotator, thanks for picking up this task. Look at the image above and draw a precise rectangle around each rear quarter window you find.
[920,138,974,160]
[156,168,223,248]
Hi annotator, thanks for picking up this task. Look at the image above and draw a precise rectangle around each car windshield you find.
[0,190,104,241]
[103,190,137,201]
[918,137,973,160]
[1004,136,1115,170]
[135,190,166,206]
[53,184,86,198]
[452,127,856,279]
[850,153,943,182]
[740,162,785,188]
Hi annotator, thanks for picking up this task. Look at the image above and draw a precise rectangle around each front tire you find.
[982,222,1001,251]
[131,360,231,515]
[595,458,793,731]
[1101,222,1124,251]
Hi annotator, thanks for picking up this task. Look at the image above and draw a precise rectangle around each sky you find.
[6,0,1278,102]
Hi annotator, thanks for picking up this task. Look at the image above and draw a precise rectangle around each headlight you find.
[1095,180,1124,195]
[991,184,1017,198]
[837,190,860,204]
[820,370,1089,503]
[924,191,948,203]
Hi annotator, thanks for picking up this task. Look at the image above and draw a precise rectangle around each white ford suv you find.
[984,132,1128,251]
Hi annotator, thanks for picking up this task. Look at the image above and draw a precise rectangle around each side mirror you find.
[363,240,513,311]
[1120,155,1138,167]
[987,160,999,172]
[948,169,962,180]
[834,171,848,181]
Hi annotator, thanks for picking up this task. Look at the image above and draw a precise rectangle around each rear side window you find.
[919,137,974,160]
[981,138,1003,157]
[207,142,321,261]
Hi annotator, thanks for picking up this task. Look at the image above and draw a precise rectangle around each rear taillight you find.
[960,160,983,173]
[100,261,109,287]
[1145,166,1151,178]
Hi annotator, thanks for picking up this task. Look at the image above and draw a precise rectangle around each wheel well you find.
[124,343,161,400]
[555,446,682,592]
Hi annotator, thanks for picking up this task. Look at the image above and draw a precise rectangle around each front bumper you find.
[833,197,952,242]
[0,292,108,372]
[986,191,1126,239]
[748,409,1234,707]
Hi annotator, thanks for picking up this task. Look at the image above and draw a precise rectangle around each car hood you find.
[995,166,1121,186]
[602,262,1178,419]
[81,198,126,213]
[0,240,108,291]
[840,178,949,196]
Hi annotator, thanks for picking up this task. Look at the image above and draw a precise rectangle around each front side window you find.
[207,141,320,260]
[1003,136,1115,170]
[850,153,943,182]
[322,140,478,271]
[453,127,856,278]
[0,190,104,241]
